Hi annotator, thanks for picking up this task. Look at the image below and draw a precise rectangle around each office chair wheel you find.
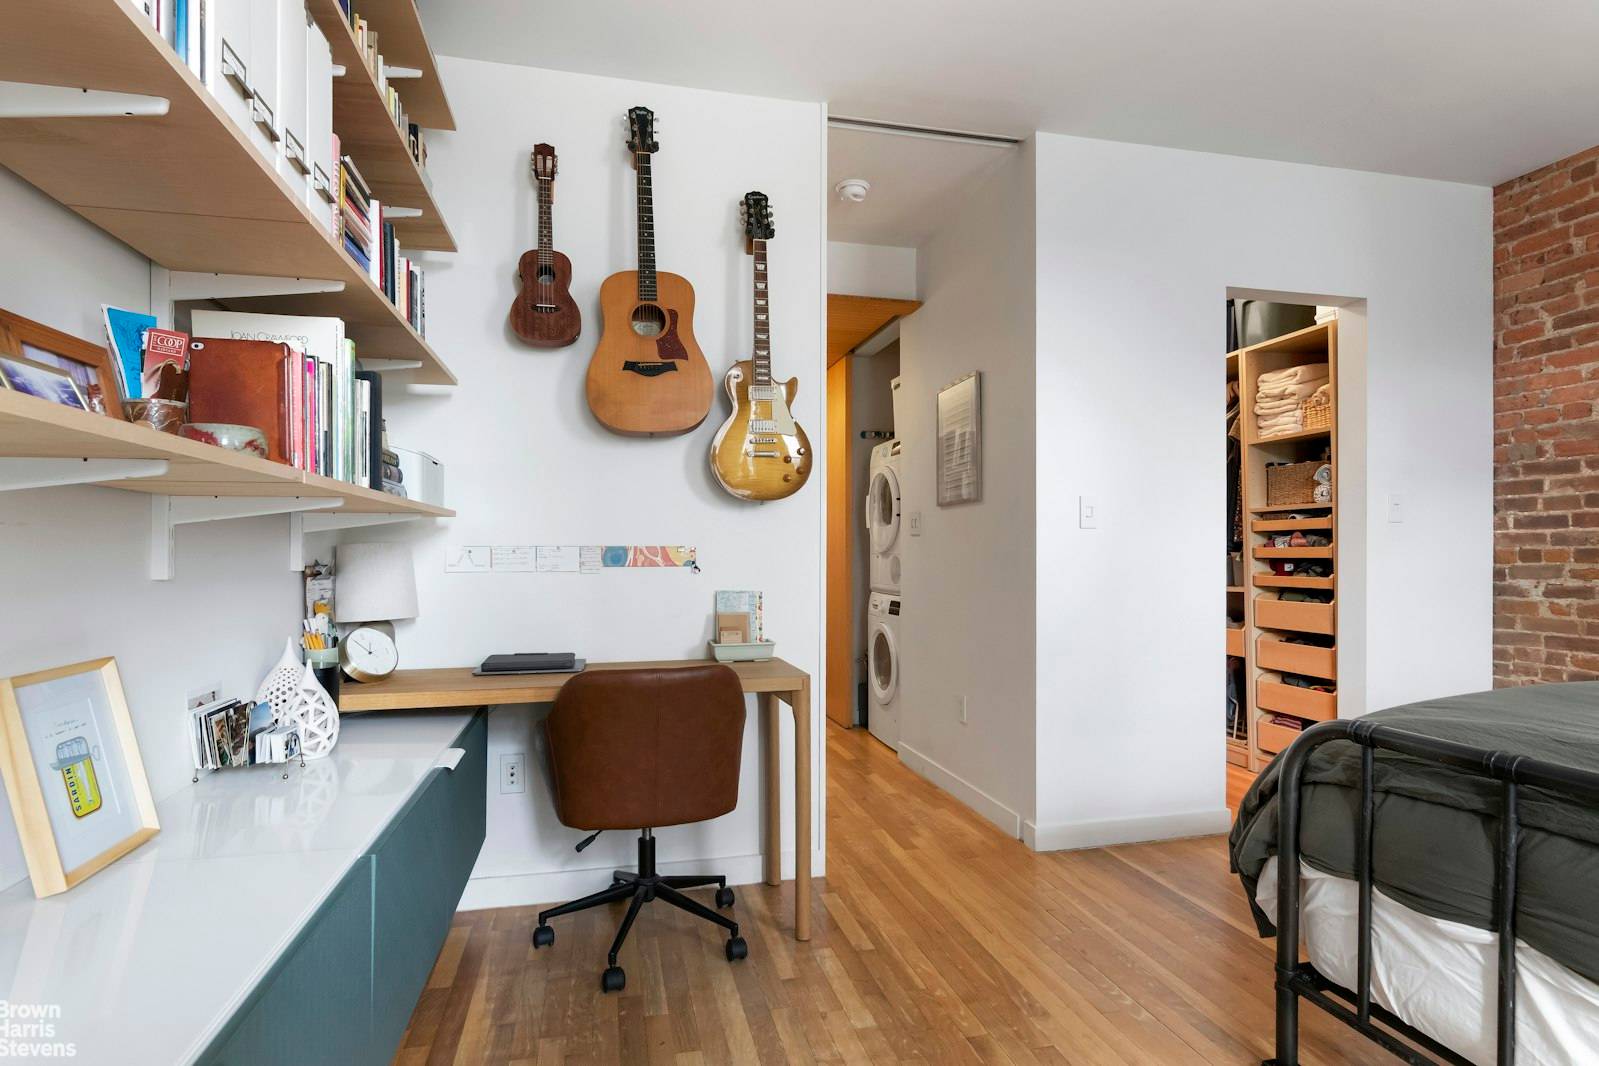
[716,886,735,909]
[725,936,748,962]
[532,924,554,949]
[601,966,626,993]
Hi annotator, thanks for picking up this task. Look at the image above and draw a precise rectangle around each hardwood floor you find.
[397,725,1378,1065]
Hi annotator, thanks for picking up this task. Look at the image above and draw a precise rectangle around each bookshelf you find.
[0,389,452,517]
[0,0,457,385]
[307,0,456,252]
[308,0,454,130]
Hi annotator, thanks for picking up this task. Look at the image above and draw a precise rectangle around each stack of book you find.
[337,3,428,170]
[337,155,426,335]
[380,441,406,498]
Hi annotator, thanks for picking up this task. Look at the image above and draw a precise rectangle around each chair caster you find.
[716,886,735,909]
[601,966,626,993]
[725,936,748,962]
[532,924,554,948]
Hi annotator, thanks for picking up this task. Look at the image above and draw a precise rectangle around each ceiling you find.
[827,128,1012,246]
[417,0,1599,188]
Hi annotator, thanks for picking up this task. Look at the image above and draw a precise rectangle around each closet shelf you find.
[0,0,456,385]
[0,389,454,517]
[307,0,454,131]
[1254,546,1333,559]
[308,0,456,252]
[1250,501,1333,514]
[1252,516,1333,533]
[1250,426,1331,447]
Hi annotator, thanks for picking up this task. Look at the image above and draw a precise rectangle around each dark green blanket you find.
[1229,682,1599,985]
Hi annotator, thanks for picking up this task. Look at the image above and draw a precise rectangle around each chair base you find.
[532,830,748,992]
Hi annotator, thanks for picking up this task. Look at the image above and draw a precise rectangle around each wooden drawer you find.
[1226,740,1249,767]
[1257,718,1305,755]
[1256,636,1336,680]
[1257,680,1336,722]
[1226,626,1245,657]
[1254,597,1335,635]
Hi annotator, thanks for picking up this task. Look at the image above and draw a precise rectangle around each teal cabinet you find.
[194,713,487,1066]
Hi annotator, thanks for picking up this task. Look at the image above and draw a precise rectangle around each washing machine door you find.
[865,465,901,554]
[868,620,899,704]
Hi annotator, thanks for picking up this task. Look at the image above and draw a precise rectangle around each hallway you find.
[397,725,1374,1064]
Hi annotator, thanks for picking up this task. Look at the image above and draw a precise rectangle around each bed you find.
[1229,683,1599,1065]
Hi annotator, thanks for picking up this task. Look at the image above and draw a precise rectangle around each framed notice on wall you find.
[936,371,982,506]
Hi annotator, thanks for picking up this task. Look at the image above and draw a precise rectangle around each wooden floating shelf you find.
[0,0,456,385]
[307,0,455,252]
[1252,574,1334,590]
[309,0,454,131]
[827,294,923,365]
[1241,319,1334,357]
[1254,545,1333,559]
[1252,516,1333,533]
[0,389,453,517]
[1250,425,1331,447]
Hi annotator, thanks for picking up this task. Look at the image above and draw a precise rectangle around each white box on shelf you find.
[393,448,444,507]
[202,0,256,146]
[274,0,310,197]
[304,16,336,232]
[245,0,282,161]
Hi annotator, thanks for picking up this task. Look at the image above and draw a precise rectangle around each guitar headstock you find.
[530,143,557,183]
[740,191,774,242]
[626,106,658,156]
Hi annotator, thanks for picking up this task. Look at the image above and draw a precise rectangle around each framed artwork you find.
[936,370,982,506]
[0,309,125,417]
[0,658,159,898]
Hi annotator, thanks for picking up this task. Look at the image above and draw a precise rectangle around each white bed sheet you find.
[1257,858,1599,1065]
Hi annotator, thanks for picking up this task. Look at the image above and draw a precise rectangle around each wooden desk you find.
[340,658,814,941]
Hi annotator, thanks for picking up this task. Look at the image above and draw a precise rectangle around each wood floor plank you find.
[398,724,1387,1064]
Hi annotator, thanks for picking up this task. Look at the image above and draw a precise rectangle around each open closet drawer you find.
[1256,636,1335,679]
[1253,597,1335,635]
[1256,716,1304,755]
[1227,626,1245,656]
[1257,679,1335,721]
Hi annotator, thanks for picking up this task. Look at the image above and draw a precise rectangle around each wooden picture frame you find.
[0,309,125,418]
[0,658,159,897]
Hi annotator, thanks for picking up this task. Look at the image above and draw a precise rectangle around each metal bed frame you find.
[1264,717,1599,1066]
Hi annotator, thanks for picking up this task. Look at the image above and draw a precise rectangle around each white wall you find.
[0,170,303,891]
[375,58,826,907]
[827,241,916,299]
[895,143,1037,836]
[1030,133,1493,849]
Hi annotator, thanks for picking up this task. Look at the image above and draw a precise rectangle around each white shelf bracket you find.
[150,496,343,581]
[287,512,422,572]
[166,272,346,302]
[0,81,169,119]
[0,458,169,492]
[384,67,424,80]
[356,359,425,373]
[382,206,423,219]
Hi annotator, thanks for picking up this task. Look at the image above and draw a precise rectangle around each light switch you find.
[1079,496,1098,530]
[908,511,923,536]
[1387,494,1404,524]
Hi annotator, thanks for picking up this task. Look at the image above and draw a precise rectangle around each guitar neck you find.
[536,177,553,261]
[636,153,657,301]
[752,238,771,386]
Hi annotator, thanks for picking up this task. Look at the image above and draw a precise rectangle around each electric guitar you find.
[509,143,581,348]
[585,107,712,436]
[710,192,811,500]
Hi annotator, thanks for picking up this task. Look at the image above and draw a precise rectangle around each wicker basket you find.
[1300,391,1332,432]
[1265,460,1325,506]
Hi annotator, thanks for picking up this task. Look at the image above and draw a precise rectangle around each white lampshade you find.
[335,542,419,623]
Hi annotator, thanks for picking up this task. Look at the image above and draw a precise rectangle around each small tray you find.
[710,641,776,663]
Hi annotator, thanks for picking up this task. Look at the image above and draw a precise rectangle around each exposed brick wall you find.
[1495,145,1599,685]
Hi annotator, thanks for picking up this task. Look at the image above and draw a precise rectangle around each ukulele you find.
[585,107,712,436]
[509,144,581,348]
[709,192,811,500]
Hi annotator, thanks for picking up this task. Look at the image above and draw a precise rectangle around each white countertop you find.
[0,711,476,1066]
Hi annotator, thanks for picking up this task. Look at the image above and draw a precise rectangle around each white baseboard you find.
[896,743,1022,838]
[458,849,824,911]
[1023,807,1232,852]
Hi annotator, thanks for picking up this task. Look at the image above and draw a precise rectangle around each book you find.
[355,369,383,491]
[101,306,157,400]
[142,327,189,398]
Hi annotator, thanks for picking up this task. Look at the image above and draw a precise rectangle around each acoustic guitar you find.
[710,192,811,500]
[509,143,581,348]
[585,107,712,436]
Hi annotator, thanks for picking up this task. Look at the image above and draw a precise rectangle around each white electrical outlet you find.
[908,511,923,536]
[959,695,968,725]
[499,753,526,794]
[1079,496,1098,529]
[1387,493,1404,524]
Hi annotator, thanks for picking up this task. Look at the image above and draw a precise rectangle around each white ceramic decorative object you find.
[256,638,305,725]
[285,662,340,759]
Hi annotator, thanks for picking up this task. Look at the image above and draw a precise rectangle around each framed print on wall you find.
[0,308,126,417]
[936,370,982,506]
[0,658,159,897]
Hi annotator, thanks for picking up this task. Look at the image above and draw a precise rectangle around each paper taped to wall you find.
[447,546,698,574]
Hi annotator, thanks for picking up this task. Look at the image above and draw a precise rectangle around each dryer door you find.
[868,620,899,704]
[866,465,902,554]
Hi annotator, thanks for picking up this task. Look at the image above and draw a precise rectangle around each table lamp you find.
[334,542,418,682]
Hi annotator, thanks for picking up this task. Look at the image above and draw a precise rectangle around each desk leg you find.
[793,679,812,942]
[761,693,781,887]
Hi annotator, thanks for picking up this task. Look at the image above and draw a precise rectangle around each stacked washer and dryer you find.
[865,436,904,750]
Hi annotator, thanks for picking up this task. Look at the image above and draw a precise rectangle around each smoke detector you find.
[835,178,871,203]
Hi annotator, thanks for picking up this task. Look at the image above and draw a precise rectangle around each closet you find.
[1226,317,1338,778]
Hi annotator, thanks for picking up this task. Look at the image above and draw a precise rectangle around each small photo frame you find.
[0,355,87,411]
[0,309,125,416]
[0,658,159,898]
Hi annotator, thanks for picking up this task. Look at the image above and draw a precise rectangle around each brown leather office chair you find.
[531,664,749,992]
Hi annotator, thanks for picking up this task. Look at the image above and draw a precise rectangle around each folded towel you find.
[1258,364,1330,388]
[1257,417,1302,434]
[1257,379,1327,403]
[1254,398,1303,415]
